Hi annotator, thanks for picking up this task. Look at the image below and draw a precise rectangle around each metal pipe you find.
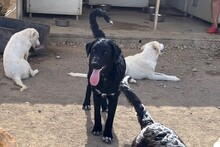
[16,0,23,19]
[153,0,160,30]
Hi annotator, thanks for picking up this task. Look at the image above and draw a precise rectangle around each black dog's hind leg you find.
[82,83,92,110]
[102,94,119,144]
[92,93,102,135]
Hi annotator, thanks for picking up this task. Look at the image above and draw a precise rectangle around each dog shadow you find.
[84,111,119,147]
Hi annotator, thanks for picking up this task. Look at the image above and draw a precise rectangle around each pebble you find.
[25,102,30,105]
[174,86,180,89]
[192,67,197,72]
[207,57,213,61]
[56,56,61,59]
[158,83,166,88]
[205,61,212,65]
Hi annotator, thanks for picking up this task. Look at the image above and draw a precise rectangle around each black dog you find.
[120,76,186,147]
[84,9,126,143]
[82,9,112,112]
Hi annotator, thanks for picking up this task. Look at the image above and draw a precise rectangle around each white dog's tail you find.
[67,72,87,78]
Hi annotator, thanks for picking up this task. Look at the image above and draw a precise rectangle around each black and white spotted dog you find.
[120,76,186,147]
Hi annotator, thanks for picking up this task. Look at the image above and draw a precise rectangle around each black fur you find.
[84,9,126,144]
[120,76,186,147]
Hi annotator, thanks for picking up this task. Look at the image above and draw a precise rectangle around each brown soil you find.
[0,41,220,147]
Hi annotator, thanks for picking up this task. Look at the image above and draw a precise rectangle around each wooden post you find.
[153,0,160,30]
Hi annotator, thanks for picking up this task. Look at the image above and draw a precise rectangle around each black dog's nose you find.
[91,61,99,69]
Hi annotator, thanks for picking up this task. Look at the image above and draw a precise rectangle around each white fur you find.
[125,41,180,81]
[3,28,40,91]
[214,138,220,147]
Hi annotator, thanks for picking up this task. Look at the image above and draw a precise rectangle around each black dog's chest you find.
[92,75,119,94]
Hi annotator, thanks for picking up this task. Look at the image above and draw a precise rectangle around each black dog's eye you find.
[92,48,96,53]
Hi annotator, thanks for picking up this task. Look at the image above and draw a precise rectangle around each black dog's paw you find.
[92,131,102,136]
[82,105,91,110]
[102,136,112,144]
[103,130,113,144]
[92,125,102,136]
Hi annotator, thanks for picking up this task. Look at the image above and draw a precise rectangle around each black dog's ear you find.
[86,42,94,57]
[110,41,122,62]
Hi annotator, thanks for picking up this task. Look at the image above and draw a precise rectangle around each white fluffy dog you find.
[125,41,180,81]
[3,28,40,91]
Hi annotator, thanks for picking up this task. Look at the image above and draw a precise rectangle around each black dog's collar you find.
[94,88,115,98]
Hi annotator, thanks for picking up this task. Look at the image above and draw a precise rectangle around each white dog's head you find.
[141,41,164,59]
[26,28,41,49]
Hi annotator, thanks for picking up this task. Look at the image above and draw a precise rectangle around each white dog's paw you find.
[129,78,137,83]
[30,69,39,77]
[173,76,180,81]
[34,69,39,75]
[20,86,28,92]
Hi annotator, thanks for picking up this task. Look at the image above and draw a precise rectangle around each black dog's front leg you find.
[103,94,119,144]
[92,93,102,135]
[82,84,108,112]
[82,83,92,110]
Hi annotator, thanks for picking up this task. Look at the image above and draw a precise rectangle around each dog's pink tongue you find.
[90,69,101,86]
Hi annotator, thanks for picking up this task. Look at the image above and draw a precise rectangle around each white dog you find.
[68,41,180,82]
[3,28,40,91]
[214,138,220,147]
[125,41,180,81]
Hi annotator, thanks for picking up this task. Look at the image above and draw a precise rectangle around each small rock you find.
[174,86,180,89]
[205,61,212,65]
[192,67,197,72]
[200,88,205,91]
[25,102,30,105]
[56,56,61,59]
[217,106,220,109]
[207,57,213,61]
[158,83,164,86]
[158,83,166,88]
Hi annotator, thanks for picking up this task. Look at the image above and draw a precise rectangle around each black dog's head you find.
[86,38,123,86]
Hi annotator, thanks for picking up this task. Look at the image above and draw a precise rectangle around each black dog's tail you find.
[89,8,113,38]
[120,76,154,129]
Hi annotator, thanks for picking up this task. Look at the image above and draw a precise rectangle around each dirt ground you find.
[0,40,220,147]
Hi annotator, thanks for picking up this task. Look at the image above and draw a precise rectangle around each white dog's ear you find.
[29,29,37,37]
[31,30,36,37]
[152,43,160,54]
